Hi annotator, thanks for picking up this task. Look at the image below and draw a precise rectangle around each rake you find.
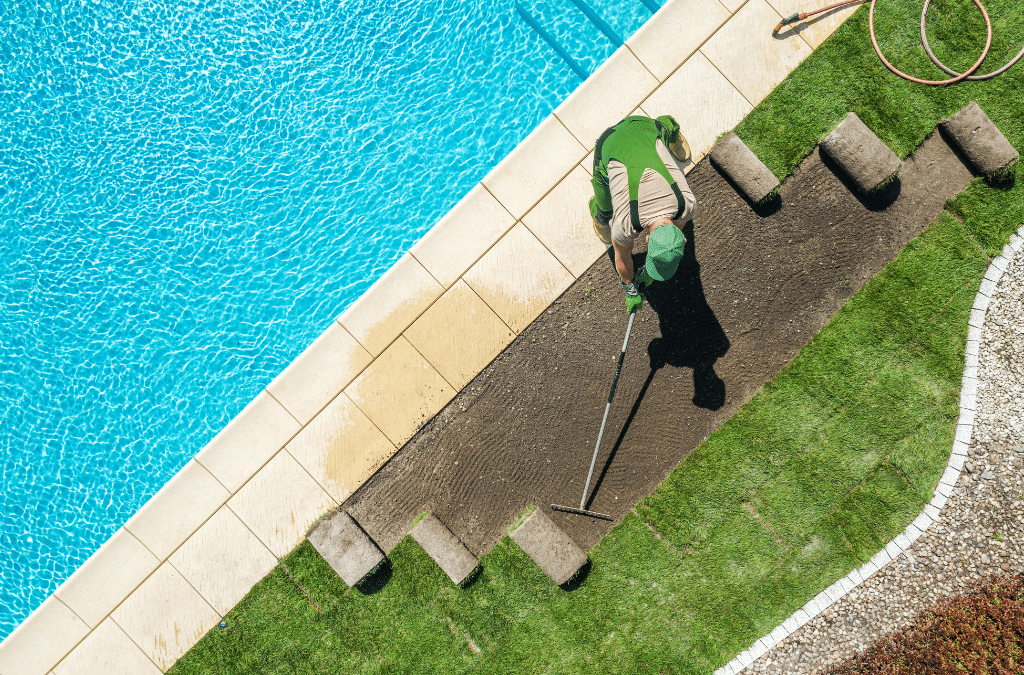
[551,309,637,521]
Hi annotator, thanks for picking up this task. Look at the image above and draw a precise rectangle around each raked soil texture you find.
[345,131,975,555]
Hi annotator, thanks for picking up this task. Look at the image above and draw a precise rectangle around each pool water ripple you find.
[0,0,652,636]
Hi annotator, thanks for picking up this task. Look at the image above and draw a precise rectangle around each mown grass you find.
[171,2,1024,672]
[736,0,1024,179]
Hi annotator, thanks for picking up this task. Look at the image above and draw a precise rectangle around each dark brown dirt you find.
[344,131,975,555]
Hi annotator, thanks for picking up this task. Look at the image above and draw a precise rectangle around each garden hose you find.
[775,0,1024,85]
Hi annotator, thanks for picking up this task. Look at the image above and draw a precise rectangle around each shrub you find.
[824,574,1024,674]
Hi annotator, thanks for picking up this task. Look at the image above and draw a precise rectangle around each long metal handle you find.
[579,310,637,510]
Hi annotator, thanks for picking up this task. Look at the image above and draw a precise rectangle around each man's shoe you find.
[669,133,691,163]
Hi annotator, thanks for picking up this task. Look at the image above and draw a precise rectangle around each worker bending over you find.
[590,115,694,313]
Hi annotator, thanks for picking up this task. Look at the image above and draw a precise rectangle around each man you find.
[589,115,695,313]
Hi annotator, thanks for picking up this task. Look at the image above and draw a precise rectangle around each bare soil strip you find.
[345,132,974,556]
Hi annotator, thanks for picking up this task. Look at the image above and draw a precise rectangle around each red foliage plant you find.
[823,573,1024,675]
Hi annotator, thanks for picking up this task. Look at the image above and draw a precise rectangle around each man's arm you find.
[612,238,634,285]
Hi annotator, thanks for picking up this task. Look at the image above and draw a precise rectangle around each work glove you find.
[620,279,643,314]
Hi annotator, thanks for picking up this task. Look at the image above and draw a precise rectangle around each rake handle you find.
[579,310,637,510]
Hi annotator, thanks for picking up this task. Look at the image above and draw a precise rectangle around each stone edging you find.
[716,227,1024,675]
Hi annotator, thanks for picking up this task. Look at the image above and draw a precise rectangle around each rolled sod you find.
[709,132,780,204]
[509,509,587,585]
[308,511,384,587]
[939,101,1019,176]
[410,514,479,585]
[820,112,902,193]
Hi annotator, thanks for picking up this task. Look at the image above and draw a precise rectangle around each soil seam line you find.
[743,502,792,554]
[278,561,323,614]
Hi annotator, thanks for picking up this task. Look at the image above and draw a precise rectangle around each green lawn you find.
[171,2,1024,672]
[736,0,1023,183]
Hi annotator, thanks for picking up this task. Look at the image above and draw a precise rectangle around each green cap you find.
[645,226,686,281]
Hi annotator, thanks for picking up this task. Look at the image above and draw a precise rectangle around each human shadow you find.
[642,221,730,409]
[585,221,729,510]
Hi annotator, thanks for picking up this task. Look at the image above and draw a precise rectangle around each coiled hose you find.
[775,0,1024,85]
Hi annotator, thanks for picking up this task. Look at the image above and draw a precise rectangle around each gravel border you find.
[715,226,1024,675]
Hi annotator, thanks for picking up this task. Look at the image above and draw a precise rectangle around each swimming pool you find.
[0,0,655,637]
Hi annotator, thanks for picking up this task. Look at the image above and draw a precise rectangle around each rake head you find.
[550,504,613,521]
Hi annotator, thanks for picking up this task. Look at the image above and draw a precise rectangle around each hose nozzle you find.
[774,12,801,33]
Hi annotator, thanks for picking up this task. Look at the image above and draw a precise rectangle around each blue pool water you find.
[0,0,654,637]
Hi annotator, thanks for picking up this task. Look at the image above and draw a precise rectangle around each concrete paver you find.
[51,618,160,675]
[701,0,812,105]
[266,322,373,426]
[404,279,516,390]
[0,596,89,675]
[286,391,396,503]
[124,459,230,561]
[53,528,159,629]
[463,223,575,333]
[168,506,277,615]
[194,390,301,493]
[482,115,588,220]
[344,336,456,446]
[554,46,660,150]
[522,165,609,278]
[111,563,220,672]
[339,252,444,358]
[764,0,860,49]
[642,51,752,164]
[626,0,732,82]
[410,184,516,289]
[228,450,337,558]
